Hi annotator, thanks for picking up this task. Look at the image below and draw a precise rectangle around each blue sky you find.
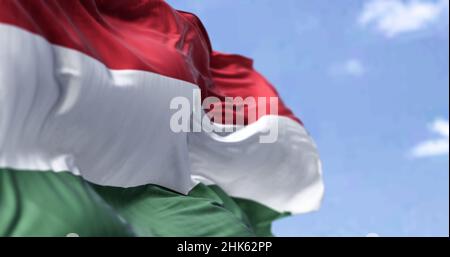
[166,0,449,236]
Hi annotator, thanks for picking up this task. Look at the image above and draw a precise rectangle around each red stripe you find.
[209,52,301,125]
[0,0,302,125]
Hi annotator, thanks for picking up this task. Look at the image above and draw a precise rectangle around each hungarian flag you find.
[0,0,323,236]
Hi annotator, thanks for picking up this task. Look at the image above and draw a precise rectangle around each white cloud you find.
[359,0,449,37]
[344,59,366,76]
[411,118,449,158]
[330,59,365,77]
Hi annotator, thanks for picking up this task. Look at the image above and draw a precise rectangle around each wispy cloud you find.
[410,118,449,158]
[359,0,449,38]
[330,59,366,77]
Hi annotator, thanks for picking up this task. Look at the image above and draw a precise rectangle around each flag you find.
[0,0,323,236]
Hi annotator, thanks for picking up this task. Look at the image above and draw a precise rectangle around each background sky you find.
[167,0,449,237]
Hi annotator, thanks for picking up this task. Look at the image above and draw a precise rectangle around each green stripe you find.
[1,168,286,237]
[0,168,134,237]
[198,185,289,236]
[233,197,289,236]
[92,183,255,236]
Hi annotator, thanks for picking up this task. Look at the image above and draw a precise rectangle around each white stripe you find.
[189,116,324,213]
[0,24,323,213]
[0,24,197,193]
